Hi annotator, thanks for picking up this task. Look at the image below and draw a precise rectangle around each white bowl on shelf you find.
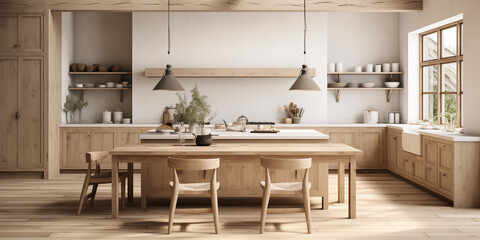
[84,83,95,88]
[106,82,115,88]
[385,82,400,88]
[75,83,83,88]
[98,84,106,88]
[360,83,375,88]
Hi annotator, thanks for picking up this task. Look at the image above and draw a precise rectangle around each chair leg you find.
[77,176,90,216]
[168,186,179,234]
[211,189,220,234]
[120,178,126,210]
[89,184,98,207]
[303,187,312,234]
[260,188,271,234]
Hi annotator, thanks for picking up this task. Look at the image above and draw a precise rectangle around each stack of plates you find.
[328,83,348,88]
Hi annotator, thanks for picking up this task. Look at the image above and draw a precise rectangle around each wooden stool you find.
[259,156,312,234]
[167,157,220,234]
[77,151,128,215]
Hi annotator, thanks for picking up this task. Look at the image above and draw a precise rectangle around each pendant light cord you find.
[303,0,307,56]
[168,0,171,55]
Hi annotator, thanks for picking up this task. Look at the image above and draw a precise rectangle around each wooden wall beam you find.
[0,0,422,12]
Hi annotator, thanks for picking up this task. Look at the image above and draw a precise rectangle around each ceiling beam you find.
[0,0,422,12]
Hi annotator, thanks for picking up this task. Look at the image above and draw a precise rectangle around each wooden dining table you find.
[110,143,362,219]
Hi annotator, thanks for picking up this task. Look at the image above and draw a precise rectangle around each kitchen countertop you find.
[140,129,330,140]
[386,125,480,142]
[59,123,480,142]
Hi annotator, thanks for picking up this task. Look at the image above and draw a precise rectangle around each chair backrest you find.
[85,151,109,175]
[260,157,311,170]
[168,157,220,171]
[86,151,109,163]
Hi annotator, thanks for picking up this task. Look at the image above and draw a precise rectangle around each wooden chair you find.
[259,156,312,234]
[167,157,220,234]
[77,151,128,216]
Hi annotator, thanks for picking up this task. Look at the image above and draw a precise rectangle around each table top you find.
[110,143,363,156]
[141,129,329,140]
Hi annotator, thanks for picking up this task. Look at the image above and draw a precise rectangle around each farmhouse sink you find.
[402,127,421,155]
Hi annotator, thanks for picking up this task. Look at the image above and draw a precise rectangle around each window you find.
[420,20,463,126]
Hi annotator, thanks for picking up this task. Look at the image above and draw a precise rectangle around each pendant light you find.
[289,0,320,91]
[153,0,184,91]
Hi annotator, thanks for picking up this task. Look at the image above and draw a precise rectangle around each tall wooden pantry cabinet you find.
[0,12,46,178]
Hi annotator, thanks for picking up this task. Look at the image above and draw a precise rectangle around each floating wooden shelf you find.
[68,87,132,102]
[68,72,132,75]
[327,87,404,103]
[144,68,316,78]
[328,72,403,82]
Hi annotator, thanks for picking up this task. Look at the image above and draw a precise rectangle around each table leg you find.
[140,162,147,211]
[127,163,133,204]
[338,163,345,203]
[348,157,356,219]
[112,156,119,219]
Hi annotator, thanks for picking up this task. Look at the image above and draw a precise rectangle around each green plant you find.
[174,84,211,124]
[63,95,88,124]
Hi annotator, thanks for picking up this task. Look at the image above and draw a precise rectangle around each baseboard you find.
[0,171,44,179]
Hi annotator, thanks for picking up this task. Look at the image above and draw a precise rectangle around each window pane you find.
[442,63,457,92]
[442,94,457,123]
[441,26,457,58]
[423,94,438,123]
[423,32,438,61]
[461,61,463,92]
[423,65,438,92]
[461,23,463,56]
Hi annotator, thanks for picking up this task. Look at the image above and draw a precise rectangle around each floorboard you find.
[1,173,480,239]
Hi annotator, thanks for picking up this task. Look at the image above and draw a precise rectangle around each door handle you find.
[15,112,19,119]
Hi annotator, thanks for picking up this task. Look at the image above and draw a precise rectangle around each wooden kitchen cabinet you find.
[412,159,425,181]
[425,163,438,188]
[0,57,18,168]
[438,168,453,197]
[60,127,152,170]
[403,152,414,177]
[357,128,385,169]
[438,143,453,170]
[387,128,403,173]
[424,138,437,165]
[0,56,43,171]
[0,13,44,54]
[62,129,91,169]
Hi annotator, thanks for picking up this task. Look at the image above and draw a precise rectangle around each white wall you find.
[62,12,133,123]
[61,12,74,124]
[327,13,400,123]
[399,0,480,134]
[133,12,328,124]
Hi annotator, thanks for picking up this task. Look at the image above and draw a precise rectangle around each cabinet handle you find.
[428,167,432,170]
[393,137,397,140]
[405,159,409,162]
[15,112,19,119]
[442,173,446,176]
[13,44,18,48]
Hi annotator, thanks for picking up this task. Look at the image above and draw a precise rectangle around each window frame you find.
[420,20,463,126]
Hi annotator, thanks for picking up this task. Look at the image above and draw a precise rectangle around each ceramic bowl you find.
[84,83,95,88]
[106,82,115,88]
[385,82,400,88]
[360,83,376,88]
[98,84,106,88]
[328,83,348,88]
[75,83,83,88]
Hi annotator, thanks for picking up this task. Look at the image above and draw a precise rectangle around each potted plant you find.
[63,95,88,124]
[174,83,211,131]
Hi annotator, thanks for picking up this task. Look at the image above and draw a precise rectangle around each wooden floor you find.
[1,173,480,239]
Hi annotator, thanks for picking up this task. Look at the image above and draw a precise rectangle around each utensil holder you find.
[292,117,301,124]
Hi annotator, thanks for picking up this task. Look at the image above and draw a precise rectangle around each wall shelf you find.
[68,88,132,102]
[327,87,404,103]
[69,72,132,75]
[328,72,403,82]
[144,68,316,78]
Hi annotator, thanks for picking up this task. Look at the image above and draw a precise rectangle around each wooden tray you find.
[251,130,280,133]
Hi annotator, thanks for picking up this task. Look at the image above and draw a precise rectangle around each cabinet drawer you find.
[425,163,438,188]
[412,160,425,181]
[438,143,453,170]
[438,169,453,196]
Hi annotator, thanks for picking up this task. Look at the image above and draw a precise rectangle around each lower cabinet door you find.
[425,163,438,188]
[438,169,453,197]
[412,160,425,181]
[62,130,91,169]
[404,157,413,177]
